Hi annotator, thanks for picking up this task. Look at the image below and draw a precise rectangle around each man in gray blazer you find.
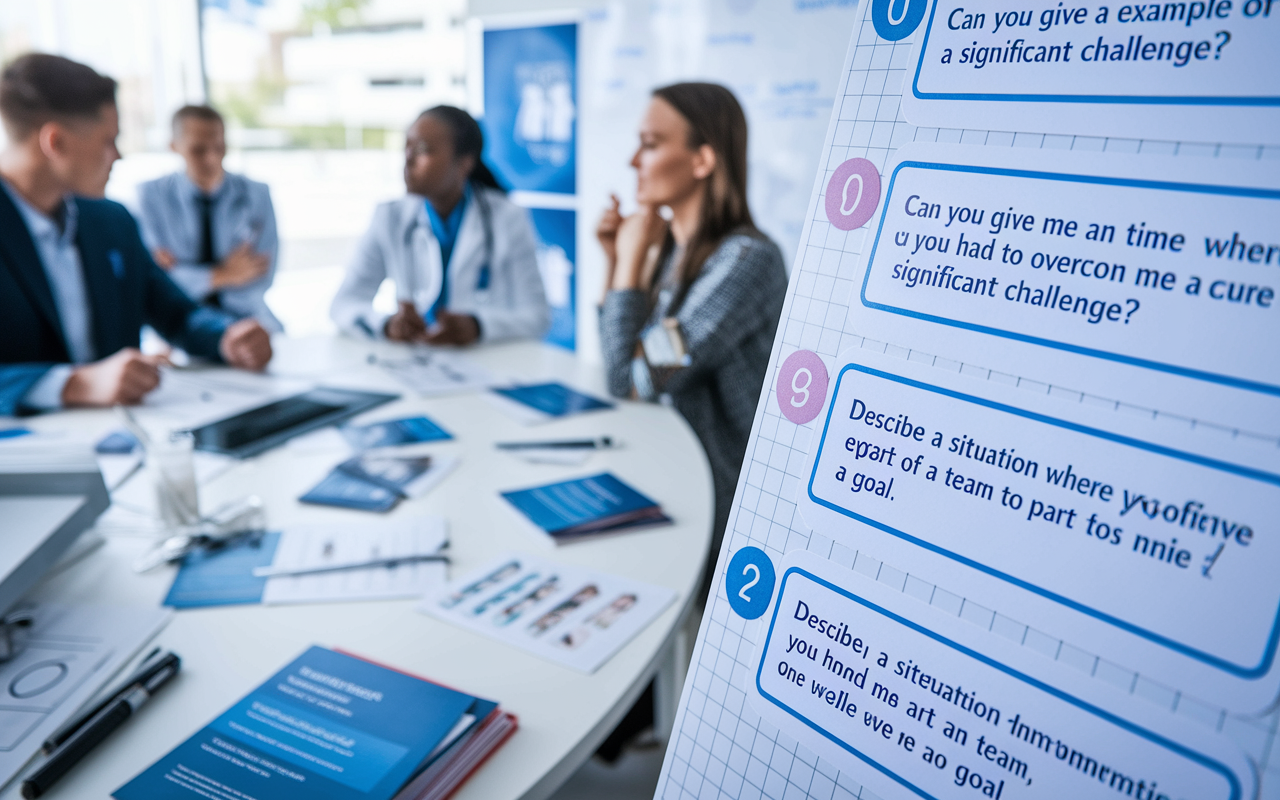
[136,105,281,331]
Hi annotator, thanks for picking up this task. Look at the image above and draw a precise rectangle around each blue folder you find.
[492,383,613,418]
[114,646,481,800]
[300,467,403,512]
[163,531,281,609]
[501,472,670,542]
[341,415,453,449]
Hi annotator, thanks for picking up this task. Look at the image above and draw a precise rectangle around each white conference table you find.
[4,335,713,800]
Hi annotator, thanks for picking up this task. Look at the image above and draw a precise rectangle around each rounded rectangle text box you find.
[804,362,1280,678]
[900,0,1280,141]
[859,159,1280,397]
[750,552,1250,800]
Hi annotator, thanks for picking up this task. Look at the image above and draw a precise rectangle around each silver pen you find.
[252,553,449,578]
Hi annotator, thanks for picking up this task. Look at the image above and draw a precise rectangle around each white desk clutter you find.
[0,441,111,618]
[159,517,450,608]
[257,517,449,605]
[0,605,168,795]
[0,337,713,800]
[376,349,500,398]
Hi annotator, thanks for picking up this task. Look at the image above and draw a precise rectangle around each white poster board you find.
[657,0,1279,797]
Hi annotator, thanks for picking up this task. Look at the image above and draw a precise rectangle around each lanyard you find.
[415,184,496,321]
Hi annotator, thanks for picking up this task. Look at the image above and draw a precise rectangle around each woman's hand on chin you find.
[596,193,623,267]
[612,204,668,291]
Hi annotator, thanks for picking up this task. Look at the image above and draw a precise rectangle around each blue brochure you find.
[163,532,281,609]
[501,472,670,542]
[300,467,403,512]
[95,429,140,454]
[335,454,434,497]
[492,383,613,418]
[114,646,478,800]
[341,416,452,449]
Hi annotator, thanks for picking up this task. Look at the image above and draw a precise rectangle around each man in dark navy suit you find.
[0,53,272,416]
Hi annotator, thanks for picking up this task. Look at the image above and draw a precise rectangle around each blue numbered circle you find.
[872,0,928,41]
[726,547,776,620]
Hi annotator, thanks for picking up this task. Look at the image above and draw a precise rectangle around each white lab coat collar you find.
[391,192,488,310]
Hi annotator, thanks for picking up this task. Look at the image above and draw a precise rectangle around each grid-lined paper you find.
[655,3,1280,798]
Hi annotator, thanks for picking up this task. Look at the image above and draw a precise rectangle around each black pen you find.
[41,648,170,754]
[496,436,614,450]
[22,656,180,798]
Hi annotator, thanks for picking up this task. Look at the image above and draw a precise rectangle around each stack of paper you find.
[501,472,670,543]
[164,518,449,607]
[113,646,514,800]
[379,350,498,397]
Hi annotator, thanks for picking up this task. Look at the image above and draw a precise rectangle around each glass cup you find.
[151,431,200,529]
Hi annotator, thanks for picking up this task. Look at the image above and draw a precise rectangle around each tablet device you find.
[186,387,399,459]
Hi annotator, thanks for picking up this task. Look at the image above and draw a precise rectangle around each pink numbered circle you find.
[825,158,882,232]
[776,350,829,425]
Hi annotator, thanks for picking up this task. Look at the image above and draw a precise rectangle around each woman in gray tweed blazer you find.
[597,82,788,562]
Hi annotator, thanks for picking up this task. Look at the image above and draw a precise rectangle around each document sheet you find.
[0,604,169,793]
[262,518,448,605]
[420,553,676,674]
[378,350,499,397]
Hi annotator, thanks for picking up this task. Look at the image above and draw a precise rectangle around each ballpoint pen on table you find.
[40,648,175,754]
[495,436,615,450]
[22,652,180,799]
[251,553,450,579]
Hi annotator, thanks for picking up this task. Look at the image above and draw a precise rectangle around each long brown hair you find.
[650,82,757,308]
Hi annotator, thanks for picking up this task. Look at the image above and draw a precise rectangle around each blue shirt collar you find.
[179,170,227,201]
[423,184,470,250]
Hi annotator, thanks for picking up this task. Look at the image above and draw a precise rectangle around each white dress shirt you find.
[135,171,282,331]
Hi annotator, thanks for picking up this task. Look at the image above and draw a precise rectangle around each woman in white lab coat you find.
[330,106,550,344]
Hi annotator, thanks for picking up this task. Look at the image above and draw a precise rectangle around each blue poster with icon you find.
[482,24,576,195]
[482,21,577,351]
[527,208,575,350]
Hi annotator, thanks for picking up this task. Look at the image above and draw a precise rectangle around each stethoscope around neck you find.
[404,181,495,294]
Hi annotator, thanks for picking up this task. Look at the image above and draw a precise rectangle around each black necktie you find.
[197,194,215,266]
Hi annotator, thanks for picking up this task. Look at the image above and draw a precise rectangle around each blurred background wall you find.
[0,0,858,358]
